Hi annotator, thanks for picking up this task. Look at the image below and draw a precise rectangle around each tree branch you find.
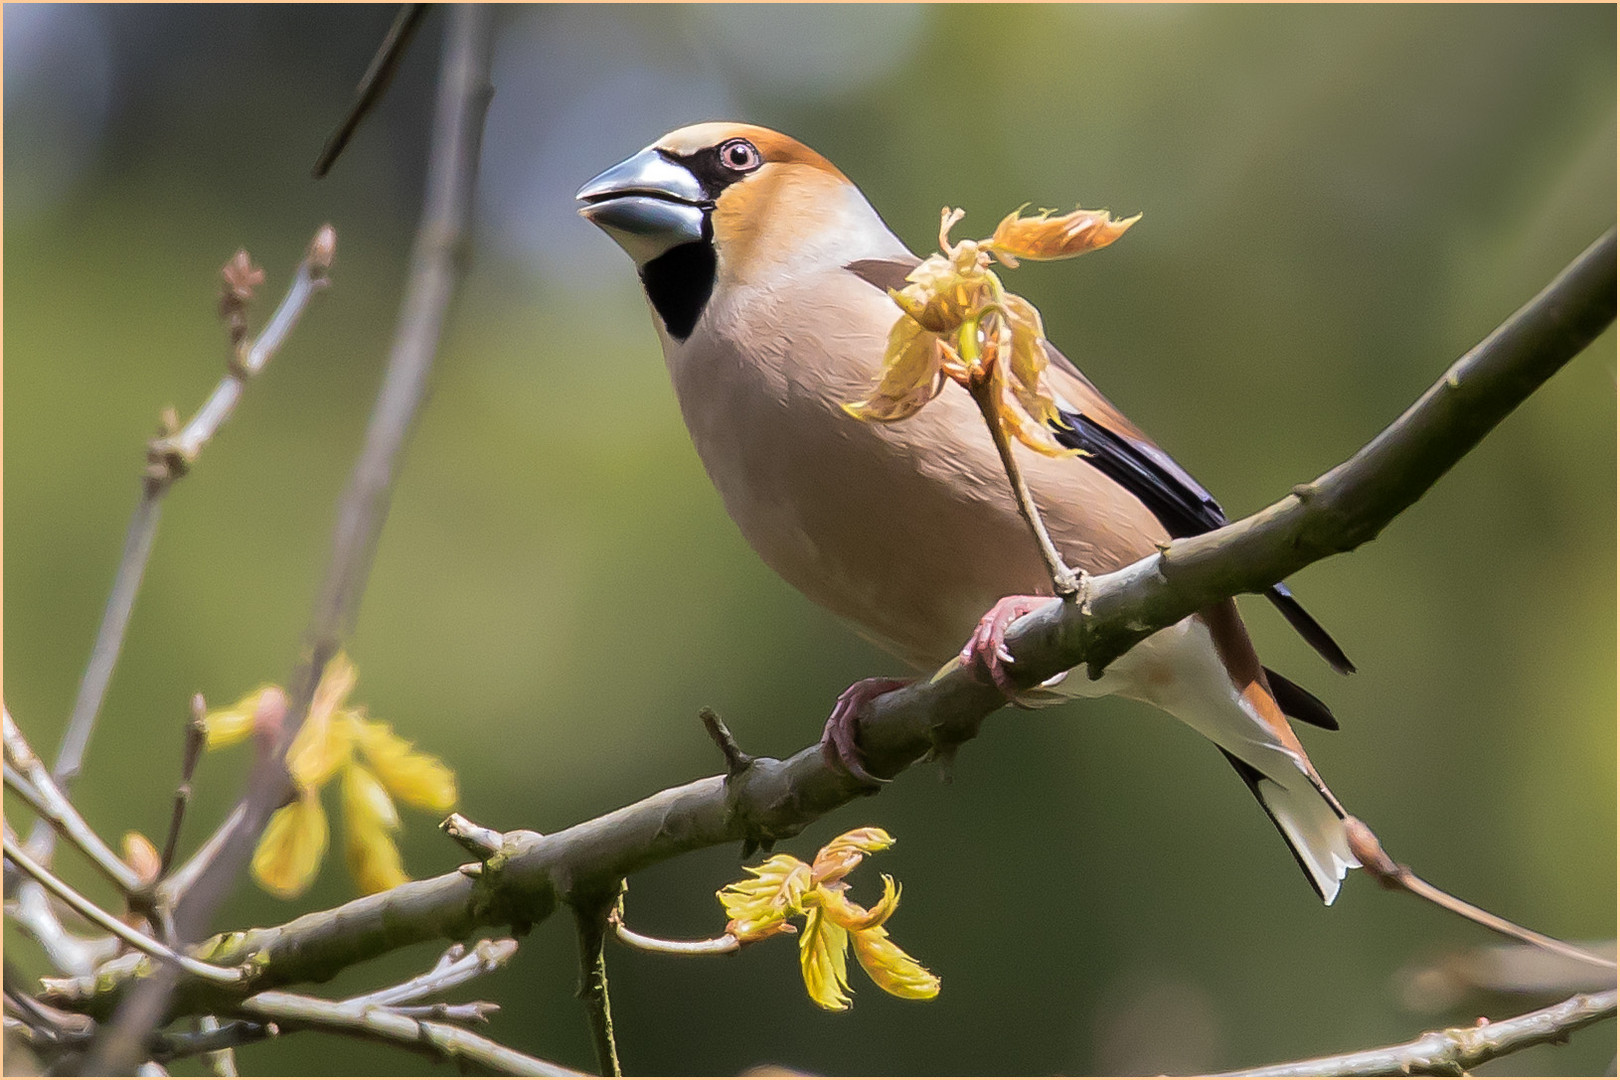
[232,990,578,1077]
[40,231,1615,1061]
[1214,988,1617,1076]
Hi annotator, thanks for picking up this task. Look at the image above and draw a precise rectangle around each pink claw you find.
[960,595,1048,696]
[821,677,913,786]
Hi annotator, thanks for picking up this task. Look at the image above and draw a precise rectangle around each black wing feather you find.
[1053,407,1355,676]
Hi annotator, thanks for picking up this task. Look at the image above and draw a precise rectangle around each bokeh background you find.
[5,5,1615,1075]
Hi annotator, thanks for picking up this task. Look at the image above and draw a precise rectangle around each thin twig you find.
[2,835,242,986]
[609,909,741,957]
[156,804,245,911]
[4,709,144,894]
[574,902,622,1077]
[386,1001,499,1024]
[339,938,518,1008]
[85,13,492,1074]
[31,225,334,867]
[965,372,1080,597]
[234,990,579,1076]
[159,698,210,876]
[312,4,431,178]
[1215,988,1617,1076]
[5,875,120,977]
[1345,817,1616,971]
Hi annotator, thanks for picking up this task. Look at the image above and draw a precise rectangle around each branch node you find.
[441,814,506,860]
[699,709,753,778]
[1343,815,1404,887]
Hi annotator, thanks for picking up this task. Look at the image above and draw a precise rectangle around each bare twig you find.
[1345,817,1616,971]
[574,902,622,1077]
[340,938,518,1008]
[1215,988,1617,1076]
[85,12,493,1073]
[312,4,431,178]
[159,698,210,877]
[2,836,242,986]
[233,990,578,1076]
[31,225,335,868]
[5,710,144,894]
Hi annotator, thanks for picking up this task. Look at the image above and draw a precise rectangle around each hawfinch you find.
[579,123,1361,903]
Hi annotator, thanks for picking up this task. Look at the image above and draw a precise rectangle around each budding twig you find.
[32,224,335,871]
[158,696,210,877]
[441,813,506,860]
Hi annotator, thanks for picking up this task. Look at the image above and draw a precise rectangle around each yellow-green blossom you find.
[846,204,1138,455]
[202,654,458,899]
[718,827,939,1011]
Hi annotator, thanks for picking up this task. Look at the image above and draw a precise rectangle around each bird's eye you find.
[718,139,762,174]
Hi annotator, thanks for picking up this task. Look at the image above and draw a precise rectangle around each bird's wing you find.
[1044,345,1354,674]
[843,255,1353,676]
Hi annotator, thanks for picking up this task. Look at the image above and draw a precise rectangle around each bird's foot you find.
[960,595,1049,696]
[820,677,913,787]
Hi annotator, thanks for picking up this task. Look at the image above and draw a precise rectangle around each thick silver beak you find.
[577,147,708,266]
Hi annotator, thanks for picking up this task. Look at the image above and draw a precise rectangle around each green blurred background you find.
[5,5,1614,1075]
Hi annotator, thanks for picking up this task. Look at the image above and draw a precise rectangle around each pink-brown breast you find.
[661,259,1171,671]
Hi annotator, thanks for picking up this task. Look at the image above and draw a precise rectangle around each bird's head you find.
[577,123,908,339]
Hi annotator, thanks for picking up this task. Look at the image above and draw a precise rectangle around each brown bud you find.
[122,831,162,888]
[220,250,265,304]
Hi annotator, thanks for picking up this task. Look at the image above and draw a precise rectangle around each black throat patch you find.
[639,234,716,341]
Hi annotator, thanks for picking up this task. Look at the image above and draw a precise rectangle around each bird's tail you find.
[1156,636,1360,904]
[1215,742,1359,904]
